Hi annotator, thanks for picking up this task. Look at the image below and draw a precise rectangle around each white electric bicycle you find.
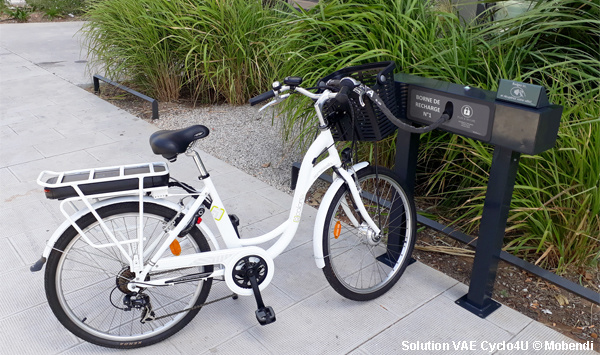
[32,62,452,348]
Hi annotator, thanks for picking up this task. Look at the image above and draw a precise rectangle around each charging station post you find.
[393,73,563,317]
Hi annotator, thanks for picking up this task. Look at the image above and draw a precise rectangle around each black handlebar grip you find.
[340,77,358,89]
[335,85,350,106]
[327,79,342,87]
[249,90,275,106]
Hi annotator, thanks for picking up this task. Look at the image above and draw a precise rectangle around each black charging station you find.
[393,73,563,317]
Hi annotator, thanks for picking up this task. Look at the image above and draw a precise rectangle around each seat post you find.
[186,149,209,179]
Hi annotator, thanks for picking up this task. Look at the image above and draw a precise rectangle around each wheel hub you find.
[116,267,136,294]
[358,222,381,246]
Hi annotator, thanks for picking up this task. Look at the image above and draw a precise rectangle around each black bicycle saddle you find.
[149,125,210,161]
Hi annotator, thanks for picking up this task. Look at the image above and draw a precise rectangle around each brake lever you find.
[353,84,370,107]
[334,78,367,107]
[259,93,290,112]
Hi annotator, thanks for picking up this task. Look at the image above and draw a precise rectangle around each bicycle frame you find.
[136,127,379,294]
[36,88,382,297]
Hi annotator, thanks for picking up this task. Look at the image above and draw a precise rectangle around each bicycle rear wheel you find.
[45,202,212,348]
[322,166,416,300]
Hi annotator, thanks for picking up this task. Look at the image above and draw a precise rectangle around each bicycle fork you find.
[311,161,378,269]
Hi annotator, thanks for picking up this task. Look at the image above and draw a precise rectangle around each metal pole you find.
[391,129,421,266]
[93,76,100,93]
[393,130,420,195]
[152,100,159,120]
[456,146,521,317]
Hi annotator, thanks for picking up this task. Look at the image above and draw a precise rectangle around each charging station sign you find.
[407,87,494,142]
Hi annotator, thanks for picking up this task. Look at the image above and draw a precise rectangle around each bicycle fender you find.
[312,162,369,269]
[38,196,190,260]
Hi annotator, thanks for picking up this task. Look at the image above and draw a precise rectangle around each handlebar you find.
[249,76,454,134]
[249,90,275,106]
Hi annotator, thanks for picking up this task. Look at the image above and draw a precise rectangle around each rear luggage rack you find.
[38,162,170,200]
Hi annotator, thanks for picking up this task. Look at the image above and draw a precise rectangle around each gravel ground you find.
[150,103,304,194]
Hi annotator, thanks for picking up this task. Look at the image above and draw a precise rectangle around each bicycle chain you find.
[120,267,235,322]
[151,293,236,321]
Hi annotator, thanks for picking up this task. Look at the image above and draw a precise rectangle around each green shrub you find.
[83,0,285,103]
[26,0,88,16]
[6,5,33,22]
[83,0,183,101]
[419,0,600,272]
[0,0,10,15]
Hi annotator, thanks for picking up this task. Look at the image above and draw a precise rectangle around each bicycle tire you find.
[45,202,212,348]
[322,166,416,300]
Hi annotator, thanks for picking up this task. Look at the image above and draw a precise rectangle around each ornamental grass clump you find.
[83,0,183,101]
[83,0,284,103]
[150,0,287,104]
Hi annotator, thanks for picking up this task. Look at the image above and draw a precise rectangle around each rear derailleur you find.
[123,293,156,324]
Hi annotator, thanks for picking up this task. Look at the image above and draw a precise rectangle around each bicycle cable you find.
[109,287,127,311]
[363,86,453,134]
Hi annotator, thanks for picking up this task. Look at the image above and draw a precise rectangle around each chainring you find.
[232,256,268,289]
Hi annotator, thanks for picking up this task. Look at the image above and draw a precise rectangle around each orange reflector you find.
[334,221,342,239]
[170,239,181,256]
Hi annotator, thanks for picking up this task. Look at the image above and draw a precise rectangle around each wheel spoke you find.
[323,168,416,300]
[47,203,213,347]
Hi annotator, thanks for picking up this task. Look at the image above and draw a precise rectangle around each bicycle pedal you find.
[255,306,276,326]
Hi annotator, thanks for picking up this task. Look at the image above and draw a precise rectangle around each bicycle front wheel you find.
[322,166,416,301]
[45,202,212,348]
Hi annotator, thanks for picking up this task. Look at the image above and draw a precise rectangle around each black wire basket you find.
[319,61,399,142]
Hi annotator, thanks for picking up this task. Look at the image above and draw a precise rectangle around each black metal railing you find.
[93,75,158,120]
